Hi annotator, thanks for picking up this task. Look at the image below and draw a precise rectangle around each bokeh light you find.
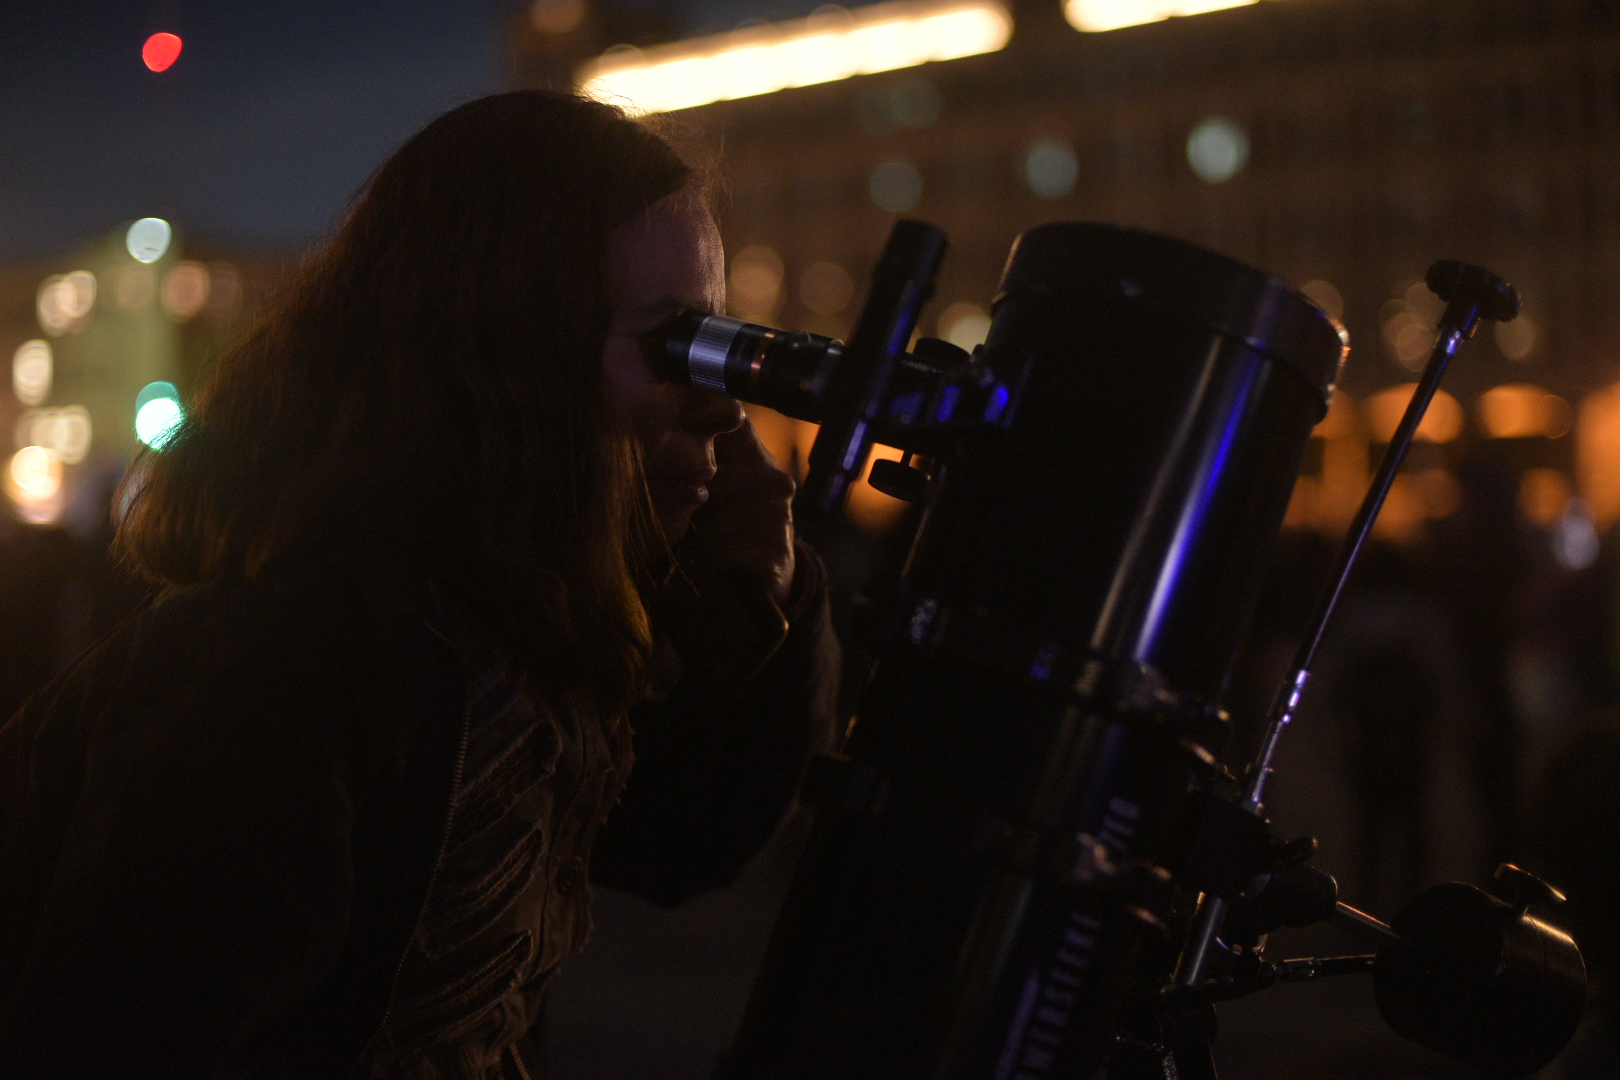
[161,261,212,321]
[127,218,173,264]
[938,301,991,351]
[1478,383,1572,439]
[870,158,923,213]
[729,245,785,321]
[1380,283,1447,373]
[12,340,51,406]
[857,77,944,133]
[135,382,184,449]
[36,272,97,336]
[18,406,92,464]
[142,33,183,73]
[1186,117,1249,183]
[1065,0,1255,33]
[112,263,156,310]
[1577,382,1620,530]
[1403,279,1445,325]
[6,446,63,506]
[799,261,856,316]
[1364,384,1463,444]
[1494,314,1538,361]
[1300,279,1344,322]
[1519,467,1572,528]
[1024,137,1079,199]
[580,0,1012,115]
[530,0,586,34]
[1552,498,1600,569]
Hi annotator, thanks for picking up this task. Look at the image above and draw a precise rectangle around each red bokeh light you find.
[142,33,183,73]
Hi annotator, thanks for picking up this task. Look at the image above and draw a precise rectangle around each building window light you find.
[1064,0,1256,34]
[579,0,1013,115]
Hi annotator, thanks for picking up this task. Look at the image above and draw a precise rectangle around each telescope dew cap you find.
[994,222,1343,406]
[1425,260,1521,322]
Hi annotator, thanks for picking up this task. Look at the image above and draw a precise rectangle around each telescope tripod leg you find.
[1108,1000,1219,1080]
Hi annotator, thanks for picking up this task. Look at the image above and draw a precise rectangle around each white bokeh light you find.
[1186,117,1249,183]
[938,301,992,351]
[870,159,923,213]
[12,340,51,406]
[136,398,183,448]
[1065,0,1254,33]
[136,382,185,449]
[8,446,60,497]
[1024,138,1080,199]
[18,406,92,464]
[580,0,1012,115]
[127,217,173,264]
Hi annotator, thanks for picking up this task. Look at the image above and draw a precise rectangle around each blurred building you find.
[1,222,286,525]
[0,223,288,716]
[513,0,1620,540]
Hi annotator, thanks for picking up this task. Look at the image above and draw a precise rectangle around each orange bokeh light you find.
[143,33,183,73]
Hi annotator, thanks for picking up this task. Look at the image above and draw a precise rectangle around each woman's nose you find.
[683,386,746,437]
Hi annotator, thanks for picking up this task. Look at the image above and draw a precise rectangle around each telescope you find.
[651,220,1586,1079]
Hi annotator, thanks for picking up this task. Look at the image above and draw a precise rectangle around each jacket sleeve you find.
[0,583,399,1080]
[593,541,840,905]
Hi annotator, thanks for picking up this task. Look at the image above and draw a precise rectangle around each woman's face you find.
[603,189,745,543]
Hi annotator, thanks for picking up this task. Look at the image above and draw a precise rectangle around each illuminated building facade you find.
[515,0,1620,537]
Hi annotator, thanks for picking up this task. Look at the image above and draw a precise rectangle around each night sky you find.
[2,0,808,262]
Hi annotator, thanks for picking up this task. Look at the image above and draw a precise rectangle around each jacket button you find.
[555,855,586,895]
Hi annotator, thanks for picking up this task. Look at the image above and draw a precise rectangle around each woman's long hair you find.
[117,91,699,719]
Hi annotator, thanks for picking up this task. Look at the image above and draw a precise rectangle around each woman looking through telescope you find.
[0,90,838,1079]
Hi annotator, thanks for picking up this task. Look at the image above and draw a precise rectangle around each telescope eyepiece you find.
[649,310,840,423]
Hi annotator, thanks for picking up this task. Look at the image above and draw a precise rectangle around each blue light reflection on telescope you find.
[1132,355,1264,662]
[890,390,927,423]
[984,384,1010,423]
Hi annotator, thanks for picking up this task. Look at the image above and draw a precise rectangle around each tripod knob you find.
[1425,260,1521,322]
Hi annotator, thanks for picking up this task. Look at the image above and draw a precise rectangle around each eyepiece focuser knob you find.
[1425,260,1521,324]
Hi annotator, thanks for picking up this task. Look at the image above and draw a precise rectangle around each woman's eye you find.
[636,328,676,382]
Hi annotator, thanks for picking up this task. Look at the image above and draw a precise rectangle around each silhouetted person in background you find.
[1328,542,1441,908]
[1433,448,1538,865]
[1529,718,1620,1079]
[1341,630,1435,901]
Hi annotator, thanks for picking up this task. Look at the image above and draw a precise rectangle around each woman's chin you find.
[658,512,693,546]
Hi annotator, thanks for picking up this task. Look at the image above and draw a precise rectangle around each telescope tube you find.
[720,224,1345,1078]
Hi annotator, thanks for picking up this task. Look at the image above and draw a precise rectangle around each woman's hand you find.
[683,418,796,608]
[653,418,797,697]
